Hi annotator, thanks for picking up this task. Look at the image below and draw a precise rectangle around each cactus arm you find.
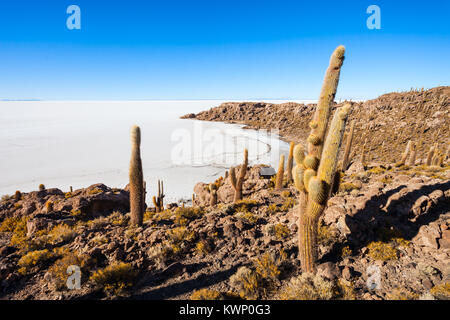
[230,167,237,189]
[286,142,295,183]
[316,104,351,188]
[308,45,345,159]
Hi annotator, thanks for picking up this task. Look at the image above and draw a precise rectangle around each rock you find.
[439,229,450,249]
[235,220,245,231]
[422,279,433,290]
[347,160,365,174]
[413,224,441,249]
[342,266,355,280]
[26,217,56,237]
[66,184,129,218]
[223,223,238,238]
[317,262,340,280]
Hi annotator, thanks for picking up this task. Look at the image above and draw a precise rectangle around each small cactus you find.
[14,190,22,201]
[152,180,165,212]
[209,184,218,206]
[152,196,160,213]
[229,149,248,202]
[275,154,285,190]
[129,125,145,226]
[45,201,54,213]
[341,120,355,171]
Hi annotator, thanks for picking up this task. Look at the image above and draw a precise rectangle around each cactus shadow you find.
[321,180,450,264]
[128,263,243,300]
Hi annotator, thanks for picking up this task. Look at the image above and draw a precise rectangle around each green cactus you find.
[286,142,295,184]
[229,149,248,202]
[275,154,285,190]
[307,45,345,159]
[293,46,350,273]
[129,125,145,226]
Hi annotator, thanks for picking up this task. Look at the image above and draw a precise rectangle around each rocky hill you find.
[182,86,450,163]
[0,161,449,300]
[0,87,449,300]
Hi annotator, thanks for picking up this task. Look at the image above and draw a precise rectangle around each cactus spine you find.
[129,125,145,226]
[275,154,285,190]
[341,120,354,171]
[286,142,295,183]
[229,149,248,202]
[293,46,349,273]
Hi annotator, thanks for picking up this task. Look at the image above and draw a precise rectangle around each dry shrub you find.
[90,262,137,296]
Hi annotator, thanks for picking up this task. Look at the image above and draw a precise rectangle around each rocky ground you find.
[182,87,450,163]
[0,160,449,300]
[0,87,449,300]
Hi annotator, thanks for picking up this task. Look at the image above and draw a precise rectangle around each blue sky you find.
[0,0,448,100]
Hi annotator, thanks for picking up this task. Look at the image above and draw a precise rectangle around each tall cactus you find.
[275,154,285,190]
[406,142,416,166]
[229,149,248,202]
[292,46,350,273]
[399,140,412,165]
[129,125,145,226]
[426,145,435,166]
[341,120,355,171]
[286,142,295,183]
[360,138,368,168]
